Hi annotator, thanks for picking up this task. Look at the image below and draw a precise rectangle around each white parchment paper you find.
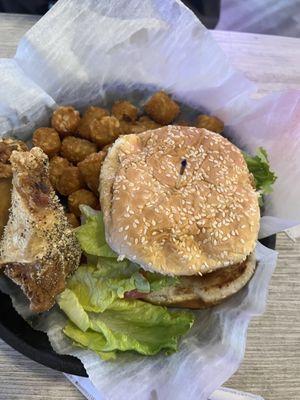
[0,0,299,399]
[0,243,277,400]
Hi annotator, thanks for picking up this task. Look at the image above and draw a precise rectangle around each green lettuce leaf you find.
[145,272,179,292]
[89,299,194,354]
[59,207,193,359]
[64,322,116,360]
[131,272,151,293]
[95,257,139,278]
[64,263,138,313]
[57,289,90,332]
[75,207,117,258]
[243,147,277,201]
[61,294,194,357]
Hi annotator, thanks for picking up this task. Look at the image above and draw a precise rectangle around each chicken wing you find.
[0,147,81,312]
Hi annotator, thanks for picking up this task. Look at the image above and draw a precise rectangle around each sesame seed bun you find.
[100,126,260,276]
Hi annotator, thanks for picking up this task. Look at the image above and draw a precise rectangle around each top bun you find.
[100,126,260,276]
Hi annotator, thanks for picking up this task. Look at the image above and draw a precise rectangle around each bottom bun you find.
[141,252,256,309]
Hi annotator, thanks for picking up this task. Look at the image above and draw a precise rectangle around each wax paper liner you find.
[0,243,278,400]
[0,0,299,399]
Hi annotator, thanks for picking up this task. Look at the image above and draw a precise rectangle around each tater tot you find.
[61,136,97,164]
[84,106,109,120]
[49,156,70,190]
[89,116,121,147]
[78,106,109,140]
[0,138,28,178]
[68,189,99,217]
[128,124,146,134]
[137,116,161,131]
[0,162,12,178]
[65,212,80,228]
[144,91,180,124]
[0,143,11,164]
[124,116,161,135]
[56,166,85,196]
[32,127,61,158]
[119,120,136,135]
[112,101,138,122]
[196,114,224,133]
[0,139,28,164]
[78,151,106,194]
[51,106,80,137]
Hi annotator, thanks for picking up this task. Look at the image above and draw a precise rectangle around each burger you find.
[100,125,260,309]
[57,123,275,358]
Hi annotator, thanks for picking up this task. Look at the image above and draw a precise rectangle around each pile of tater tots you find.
[31,91,224,227]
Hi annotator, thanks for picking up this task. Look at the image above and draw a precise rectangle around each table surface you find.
[0,12,300,400]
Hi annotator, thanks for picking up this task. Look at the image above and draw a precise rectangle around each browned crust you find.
[0,147,81,312]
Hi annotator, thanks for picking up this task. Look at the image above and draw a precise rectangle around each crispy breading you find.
[0,147,81,312]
